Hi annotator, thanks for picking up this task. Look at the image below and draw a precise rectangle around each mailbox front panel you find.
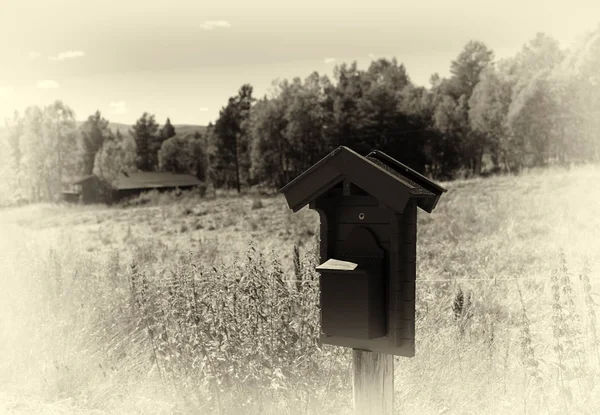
[320,270,385,339]
[311,189,418,357]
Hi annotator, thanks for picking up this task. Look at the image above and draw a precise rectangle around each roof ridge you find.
[280,146,447,214]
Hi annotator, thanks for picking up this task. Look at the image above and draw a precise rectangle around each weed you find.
[580,258,600,365]
[516,280,547,413]
[251,198,264,210]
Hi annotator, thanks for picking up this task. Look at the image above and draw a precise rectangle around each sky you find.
[0,0,599,127]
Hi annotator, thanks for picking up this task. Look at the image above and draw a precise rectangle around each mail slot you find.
[317,259,386,340]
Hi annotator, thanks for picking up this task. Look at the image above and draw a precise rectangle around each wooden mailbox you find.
[280,146,447,357]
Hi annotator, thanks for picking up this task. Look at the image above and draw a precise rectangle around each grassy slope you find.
[1,165,600,414]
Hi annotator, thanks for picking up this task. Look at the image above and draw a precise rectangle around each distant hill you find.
[171,124,208,138]
[0,122,207,139]
[74,122,208,138]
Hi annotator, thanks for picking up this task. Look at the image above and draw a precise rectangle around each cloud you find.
[199,107,209,112]
[108,101,128,114]
[0,85,15,97]
[200,20,231,30]
[324,57,336,64]
[49,50,85,61]
[29,52,41,60]
[368,53,376,59]
[37,80,59,89]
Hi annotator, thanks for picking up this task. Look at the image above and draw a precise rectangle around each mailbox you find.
[280,146,446,357]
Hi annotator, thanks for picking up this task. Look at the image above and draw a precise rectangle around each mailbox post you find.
[280,146,447,414]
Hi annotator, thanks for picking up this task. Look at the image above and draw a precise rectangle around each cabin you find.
[62,172,204,204]
[280,146,447,357]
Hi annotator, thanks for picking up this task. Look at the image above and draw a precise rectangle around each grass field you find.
[1,164,600,414]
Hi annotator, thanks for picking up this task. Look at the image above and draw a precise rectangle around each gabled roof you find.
[279,146,446,214]
[115,172,202,190]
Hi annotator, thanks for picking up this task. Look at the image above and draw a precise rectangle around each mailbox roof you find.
[279,146,447,214]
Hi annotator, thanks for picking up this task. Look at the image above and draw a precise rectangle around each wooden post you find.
[352,349,394,415]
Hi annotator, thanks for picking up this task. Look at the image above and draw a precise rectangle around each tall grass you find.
[2,164,600,414]
[0,227,352,414]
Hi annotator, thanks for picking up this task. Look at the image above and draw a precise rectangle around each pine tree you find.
[209,84,255,192]
[160,117,176,140]
[130,112,159,171]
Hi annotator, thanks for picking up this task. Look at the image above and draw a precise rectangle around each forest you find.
[1,28,599,205]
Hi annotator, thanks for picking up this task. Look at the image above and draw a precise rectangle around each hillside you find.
[1,165,600,414]
[75,122,208,138]
[0,122,207,140]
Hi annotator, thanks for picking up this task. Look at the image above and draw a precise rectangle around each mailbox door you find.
[320,268,375,339]
[320,226,386,339]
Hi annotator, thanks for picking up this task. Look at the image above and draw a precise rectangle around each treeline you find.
[1,104,207,203]
[210,29,600,190]
[2,28,600,203]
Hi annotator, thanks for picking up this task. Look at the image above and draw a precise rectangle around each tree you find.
[208,84,255,192]
[44,101,79,182]
[507,69,559,167]
[130,112,159,171]
[248,96,290,188]
[366,58,411,91]
[283,73,328,177]
[503,33,565,168]
[17,101,79,202]
[208,98,240,189]
[431,41,495,176]
[185,135,208,181]
[236,84,254,186]
[94,129,136,186]
[356,82,401,153]
[160,117,176,140]
[513,33,563,90]
[395,84,438,173]
[161,133,208,180]
[468,65,514,171]
[432,94,469,178]
[450,41,495,98]
[80,110,113,175]
[331,62,368,149]
[4,110,24,171]
[552,27,600,163]
[158,135,190,174]
[21,106,45,201]
[2,111,25,203]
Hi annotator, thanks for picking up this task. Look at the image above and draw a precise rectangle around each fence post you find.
[352,349,394,415]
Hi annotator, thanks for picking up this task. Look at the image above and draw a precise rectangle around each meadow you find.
[1,164,600,414]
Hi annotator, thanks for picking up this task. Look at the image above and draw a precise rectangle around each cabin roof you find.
[279,146,447,214]
[115,172,202,190]
[64,172,203,191]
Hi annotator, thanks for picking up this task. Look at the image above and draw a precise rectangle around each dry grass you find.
[1,164,600,414]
